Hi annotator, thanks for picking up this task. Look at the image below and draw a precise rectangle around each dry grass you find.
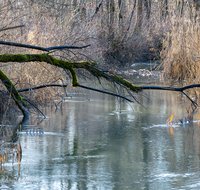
[161,18,200,84]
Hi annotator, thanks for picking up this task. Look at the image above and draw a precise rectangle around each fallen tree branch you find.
[47,44,90,51]
[0,53,199,117]
[182,91,198,108]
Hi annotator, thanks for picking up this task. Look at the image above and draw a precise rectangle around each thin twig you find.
[92,0,104,18]
[181,91,198,108]
[77,84,133,102]
[23,98,46,119]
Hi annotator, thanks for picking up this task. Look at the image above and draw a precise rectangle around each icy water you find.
[1,77,200,190]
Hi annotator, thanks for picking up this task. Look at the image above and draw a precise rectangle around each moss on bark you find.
[0,53,142,117]
[0,54,141,92]
[0,69,26,106]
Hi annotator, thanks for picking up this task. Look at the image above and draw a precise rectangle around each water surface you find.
[1,79,200,190]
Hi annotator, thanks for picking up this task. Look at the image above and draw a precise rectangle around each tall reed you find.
[161,18,200,84]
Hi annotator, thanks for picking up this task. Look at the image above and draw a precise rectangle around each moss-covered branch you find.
[0,54,141,91]
[0,53,199,116]
[0,54,142,116]
[0,69,25,106]
[0,68,28,117]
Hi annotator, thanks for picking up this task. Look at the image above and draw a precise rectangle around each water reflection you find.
[1,88,200,189]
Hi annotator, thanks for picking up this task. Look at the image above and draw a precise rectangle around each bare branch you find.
[0,41,48,51]
[47,44,91,51]
[24,98,46,119]
[0,25,25,32]
[0,53,199,117]
[182,91,198,108]
[0,41,90,52]
[77,84,133,102]
[141,84,200,91]
[141,84,200,107]
[18,84,68,92]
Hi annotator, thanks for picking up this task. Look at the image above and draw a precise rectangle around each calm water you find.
[1,79,200,190]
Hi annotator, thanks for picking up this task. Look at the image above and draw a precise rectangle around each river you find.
[1,74,200,190]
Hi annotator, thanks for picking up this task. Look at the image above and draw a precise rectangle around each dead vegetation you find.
[161,18,200,84]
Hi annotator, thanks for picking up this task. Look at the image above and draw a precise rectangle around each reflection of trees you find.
[61,91,186,189]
